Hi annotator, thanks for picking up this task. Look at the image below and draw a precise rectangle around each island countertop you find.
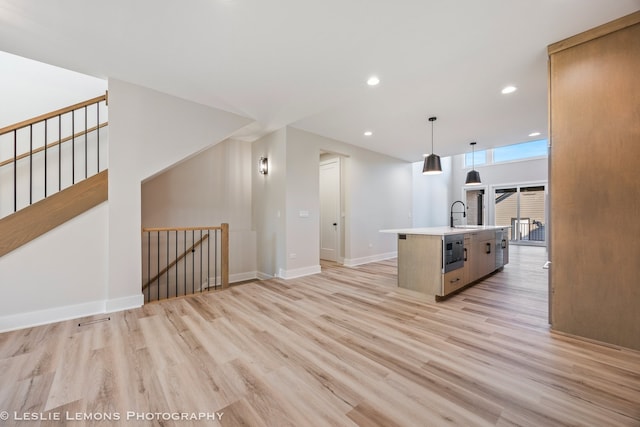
[380,225,507,236]
[380,225,510,299]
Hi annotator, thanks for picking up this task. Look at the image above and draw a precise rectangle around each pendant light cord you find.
[470,141,477,170]
[428,116,437,154]
[431,120,434,154]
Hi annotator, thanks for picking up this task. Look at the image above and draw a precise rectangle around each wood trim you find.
[142,233,209,290]
[0,122,108,169]
[142,226,223,232]
[0,94,107,136]
[547,47,553,325]
[0,170,108,257]
[221,222,229,288]
[547,10,640,54]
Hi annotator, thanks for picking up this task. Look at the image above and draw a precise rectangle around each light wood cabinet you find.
[469,230,496,282]
[396,228,508,299]
[397,234,442,295]
[443,269,466,295]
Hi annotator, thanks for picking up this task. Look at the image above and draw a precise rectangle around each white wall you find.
[412,156,452,227]
[0,51,106,128]
[107,79,253,310]
[344,147,413,265]
[142,138,256,282]
[252,128,287,278]
[283,129,322,276]
[0,203,108,332]
[257,127,412,276]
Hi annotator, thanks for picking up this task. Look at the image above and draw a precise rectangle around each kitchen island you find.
[381,226,509,300]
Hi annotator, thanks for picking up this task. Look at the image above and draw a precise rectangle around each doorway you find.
[464,188,486,225]
[319,157,342,262]
[494,184,546,246]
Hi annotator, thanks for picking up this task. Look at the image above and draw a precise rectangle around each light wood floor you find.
[1,246,639,426]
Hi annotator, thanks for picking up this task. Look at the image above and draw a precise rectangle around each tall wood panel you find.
[397,234,442,295]
[548,12,640,350]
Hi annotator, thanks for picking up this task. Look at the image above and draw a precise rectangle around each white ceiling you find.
[1,0,638,162]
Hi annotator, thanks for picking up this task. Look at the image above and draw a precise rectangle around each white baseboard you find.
[105,294,144,313]
[0,300,104,333]
[199,272,259,291]
[256,271,274,280]
[278,265,321,279]
[343,251,397,267]
[230,271,257,283]
[0,294,144,333]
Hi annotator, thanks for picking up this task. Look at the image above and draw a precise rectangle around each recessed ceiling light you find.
[364,131,373,136]
[367,76,380,86]
[529,132,541,137]
[501,85,517,94]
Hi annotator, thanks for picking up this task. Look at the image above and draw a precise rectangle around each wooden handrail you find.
[0,94,107,136]
[0,122,108,168]
[221,222,229,288]
[142,226,223,232]
[0,170,108,257]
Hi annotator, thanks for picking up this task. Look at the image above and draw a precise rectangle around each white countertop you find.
[380,225,507,236]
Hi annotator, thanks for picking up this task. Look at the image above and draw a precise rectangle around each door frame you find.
[492,180,548,247]
[319,157,343,263]
[462,186,488,226]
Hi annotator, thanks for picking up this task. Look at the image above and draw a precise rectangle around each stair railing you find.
[142,224,229,303]
[0,93,108,220]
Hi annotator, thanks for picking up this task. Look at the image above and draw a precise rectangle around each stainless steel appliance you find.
[443,234,464,272]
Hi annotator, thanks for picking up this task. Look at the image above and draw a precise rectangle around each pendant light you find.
[465,142,482,185]
[422,116,442,175]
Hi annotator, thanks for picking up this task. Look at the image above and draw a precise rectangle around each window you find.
[462,139,547,168]
[464,150,487,168]
[494,185,546,245]
[494,139,547,163]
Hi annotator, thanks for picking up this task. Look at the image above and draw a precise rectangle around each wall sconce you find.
[259,157,268,174]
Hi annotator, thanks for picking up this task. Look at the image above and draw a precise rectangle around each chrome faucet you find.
[450,200,466,228]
